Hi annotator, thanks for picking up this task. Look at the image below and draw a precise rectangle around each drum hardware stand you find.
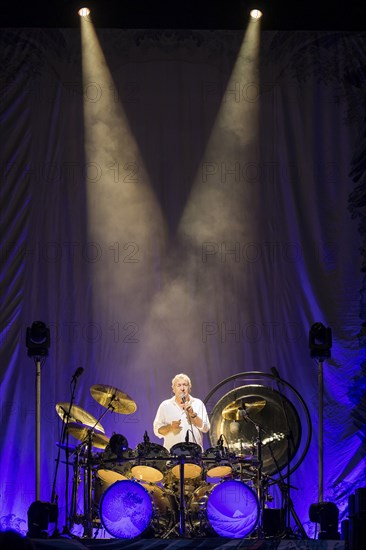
[243,406,286,540]
[253,424,265,539]
[178,455,187,537]
[69,446,83,530]
[239,408,266,538]
[81,432,95,538]
[270,367,308,539]
[79,395,120,537]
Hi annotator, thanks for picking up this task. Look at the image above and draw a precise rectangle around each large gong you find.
[205,372,311,478]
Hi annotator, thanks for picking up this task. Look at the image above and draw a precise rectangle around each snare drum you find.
[131,442,170,483]
[169,442,202,480]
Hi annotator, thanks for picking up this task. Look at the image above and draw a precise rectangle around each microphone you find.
[271,366,281,380]
[180,393,186,403]
[143,430,150,445]
[217,434,224,447]
[71,367,84,382]
[185,430,189,443]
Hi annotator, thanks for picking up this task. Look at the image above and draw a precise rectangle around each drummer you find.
[153,373,210,451]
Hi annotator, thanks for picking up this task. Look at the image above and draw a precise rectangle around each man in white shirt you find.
[153,373,210,451]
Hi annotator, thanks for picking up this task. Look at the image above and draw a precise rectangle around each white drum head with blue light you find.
[100,479,153,539]
[207,480,259,538]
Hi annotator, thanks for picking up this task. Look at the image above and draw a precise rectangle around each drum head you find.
[206,464,232,479]
[99,480,152,539]
[131,464,164,483]
[171,463,202,479]
[97,468,127,484]
[207,480,259,538]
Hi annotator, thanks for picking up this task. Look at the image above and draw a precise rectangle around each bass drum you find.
[188,479,259,538]
[99,479,177,539]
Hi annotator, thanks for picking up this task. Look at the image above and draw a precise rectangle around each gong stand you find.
[271,372,308,539]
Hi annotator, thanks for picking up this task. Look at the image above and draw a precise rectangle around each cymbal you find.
[90,384,137,414]
[55,402,105,433]
[66,422,109,449]
[56,441,78,453]
[222,400,266,421]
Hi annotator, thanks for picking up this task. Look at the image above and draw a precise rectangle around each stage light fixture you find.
[250,9,263,19]
[309,322,332,358]
[309,502,340,540]
[26,321,50,357]
[27,500,58,538]
[78,7,90,17]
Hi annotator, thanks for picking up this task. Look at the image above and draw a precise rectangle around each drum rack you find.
[67,442,266,540]
[53,378,310,540]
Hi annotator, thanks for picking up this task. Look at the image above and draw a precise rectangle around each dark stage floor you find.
[27,538,345,550]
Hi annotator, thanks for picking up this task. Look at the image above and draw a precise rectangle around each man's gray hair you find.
[171,373,192,391]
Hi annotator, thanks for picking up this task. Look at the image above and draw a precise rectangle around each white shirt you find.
[153,395,210,451]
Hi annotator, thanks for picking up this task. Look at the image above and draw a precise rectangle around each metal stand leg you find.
[255,426,265,539]
[178,457,186,537]
[69,451,82,530]
[82,444,94,538]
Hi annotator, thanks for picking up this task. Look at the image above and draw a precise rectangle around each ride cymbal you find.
[55,402,105,433]
[66,422,109,449]
[90,384,137,414]
[222,400,266,421]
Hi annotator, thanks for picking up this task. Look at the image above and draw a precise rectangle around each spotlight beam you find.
[80,15,167,340]
[179,16,261,246]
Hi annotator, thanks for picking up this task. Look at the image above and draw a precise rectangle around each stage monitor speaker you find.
[27,501,58,538]
[263,508,284,537]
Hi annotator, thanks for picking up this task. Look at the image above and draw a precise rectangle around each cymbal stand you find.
[69,446,83,529]
[241,412,265,538]
[82,431,94,539]
[76,402,115,539]
[254,424,265,538]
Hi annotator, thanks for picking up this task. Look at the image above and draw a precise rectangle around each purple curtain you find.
[1,28,365,537]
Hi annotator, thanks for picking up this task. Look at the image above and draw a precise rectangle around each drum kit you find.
[55,380,307,540]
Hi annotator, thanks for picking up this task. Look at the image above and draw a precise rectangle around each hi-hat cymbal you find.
[55,402,105,433]
[222,400,266,421]
[66,423,109,449]
[90,384,137,414]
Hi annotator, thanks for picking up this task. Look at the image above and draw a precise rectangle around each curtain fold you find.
[1,28,365,537]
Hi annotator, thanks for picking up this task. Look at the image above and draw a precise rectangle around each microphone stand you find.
[317,357,324,503]
[63,375,80,534]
